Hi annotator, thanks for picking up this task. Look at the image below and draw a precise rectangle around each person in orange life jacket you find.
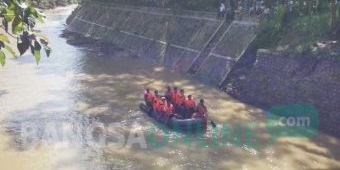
[165,86,173,102]
[158,97,168,113]
[155,97,168,120]
[192,99,208,129]
[165,102,183,119]
[184,95,196,118]
[165,102,174,117]
[174,89,186,116]
[175,89,185,106]
[152,90,161,112]
[170,86,179,104]
[144,88,155,107]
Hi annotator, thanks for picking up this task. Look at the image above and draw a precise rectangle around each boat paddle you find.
[205,112,216,128]
[210,120,217,128]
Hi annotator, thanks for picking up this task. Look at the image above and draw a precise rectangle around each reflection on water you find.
[0,5,339,170]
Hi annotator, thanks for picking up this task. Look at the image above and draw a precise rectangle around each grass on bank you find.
[255,6,338,57]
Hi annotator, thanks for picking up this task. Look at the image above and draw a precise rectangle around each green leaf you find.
[0,50,5,67]
[39,36,49,45]
[38,37,51,57]
[12,17,23,34]
[34,40,41,51]
[0,34,10,43]
[4,8,15,22]
[17,42,29,56]
[5,45,17,58]
[33,49,41,65]
[28,6,45,23]
[17,32,30,56]
[7,0,18,10]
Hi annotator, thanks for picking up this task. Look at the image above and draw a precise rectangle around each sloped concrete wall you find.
[67,2,222,71]
[67,2,257,86]
[196,21,257,85]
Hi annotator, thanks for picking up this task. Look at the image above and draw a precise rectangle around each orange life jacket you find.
[153,97,161,111]
[157,100,168,113]
[184,98,195,109]
[175,93,185,106]
[170,91,178,103]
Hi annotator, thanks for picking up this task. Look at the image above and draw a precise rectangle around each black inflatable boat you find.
[139,103,205,131]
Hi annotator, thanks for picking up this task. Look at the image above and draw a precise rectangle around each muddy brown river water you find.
[0,6,339,170]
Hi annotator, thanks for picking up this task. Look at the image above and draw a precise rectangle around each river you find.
[0,6,339,170]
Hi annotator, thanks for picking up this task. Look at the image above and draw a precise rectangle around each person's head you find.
[180,89,184,94]
[200,99,205,104]
[167,86,171,91]
[161,97,166,101]
[154,90,159,95]
[146,88,150,93]
[174,87,178,92]
[188,95,192,99]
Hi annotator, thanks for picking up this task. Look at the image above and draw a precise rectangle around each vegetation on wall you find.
[253,0,340,56]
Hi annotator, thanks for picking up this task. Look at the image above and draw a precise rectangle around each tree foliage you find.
[0,0,51,66]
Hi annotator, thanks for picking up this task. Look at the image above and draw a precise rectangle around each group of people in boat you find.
[144,86,209,126]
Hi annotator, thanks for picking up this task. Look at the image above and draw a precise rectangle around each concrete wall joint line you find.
[210,53,235,60]
[186,21,225,73]
[189,21,233,74]
[233,20,258,26]
[218,34,257,86]
[210,21,234,55]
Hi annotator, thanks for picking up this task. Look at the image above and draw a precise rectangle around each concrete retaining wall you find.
[67,2,257,86]
[197,21,257,85]
[68,2,219,66]
[225,50,340,137]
